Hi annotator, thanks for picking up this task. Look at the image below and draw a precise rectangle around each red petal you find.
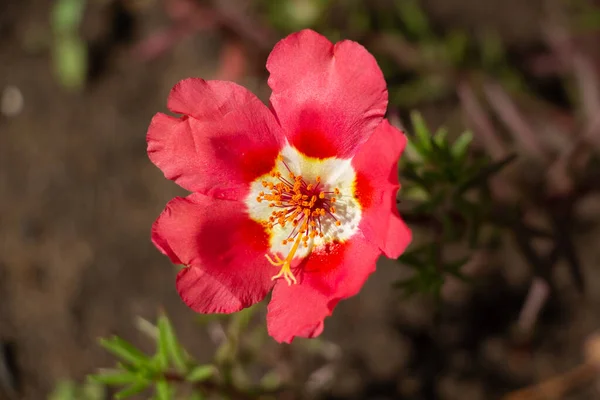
[352,120,412,258]
[266,235,380,343]
[266,29,387,159]
[147,79,283,199]
[152,193,275,313]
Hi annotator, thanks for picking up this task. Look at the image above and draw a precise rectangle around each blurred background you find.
[2,0,600,399]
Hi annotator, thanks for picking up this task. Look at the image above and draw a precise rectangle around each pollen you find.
[257,158,342,285]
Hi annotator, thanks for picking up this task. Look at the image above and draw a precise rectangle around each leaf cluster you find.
[396,111,514,297]
[88,313,215,400]
[80,307,285,400]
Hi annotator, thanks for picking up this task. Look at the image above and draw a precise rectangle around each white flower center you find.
[245,145,362,284]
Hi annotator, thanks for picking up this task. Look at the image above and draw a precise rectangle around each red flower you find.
[148,29,411,343]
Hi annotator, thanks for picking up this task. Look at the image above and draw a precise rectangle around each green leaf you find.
[392,277,419,297]
[395,0,431,39]
[51,0,86,35]
[116,362,138,374]
[229,304,257,334]
[216,304,259,365]
[444,257,471,282]
[189,392,206,400]
[226,303,258,345]
[154,379,172,400]
[398,246,427,266]
[260,370,282,391]
[88,369,140,386]
[480,29,505,68]
[403,139,424,162]
[451,130,473,159]
[99,336,149,367]
[155,315,170,371]
[402,184,430,201]
[577,9,600,30]
[433,126,448,146]
[49,380,76,400]
[457,153,517,193]
[80,381,105,400]
[115,381,150,399]
[157,314,188,373]
[52,36,87,91]
[186,365,216,383]
[410,110,431,150]
[427,134,454,167]
[402,165,431,191]
[446,30,469,65]
[441,214,459,241]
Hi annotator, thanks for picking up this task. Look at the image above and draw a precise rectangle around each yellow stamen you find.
[258,161,346,285]
[266,232,304,285]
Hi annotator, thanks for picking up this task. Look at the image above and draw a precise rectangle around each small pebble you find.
[1,86,24,117]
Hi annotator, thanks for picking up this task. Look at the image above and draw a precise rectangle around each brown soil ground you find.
[1,0,599,399]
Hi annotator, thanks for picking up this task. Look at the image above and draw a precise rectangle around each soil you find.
[1,0,599,399]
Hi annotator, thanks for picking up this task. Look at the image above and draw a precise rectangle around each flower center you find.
[256,157,341,285]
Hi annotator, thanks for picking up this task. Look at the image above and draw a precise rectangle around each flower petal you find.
[266,29,387,159]
[352,119,412,259]
[152,193,275,313]
[266,234,380,343]
[147,79,283,199]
